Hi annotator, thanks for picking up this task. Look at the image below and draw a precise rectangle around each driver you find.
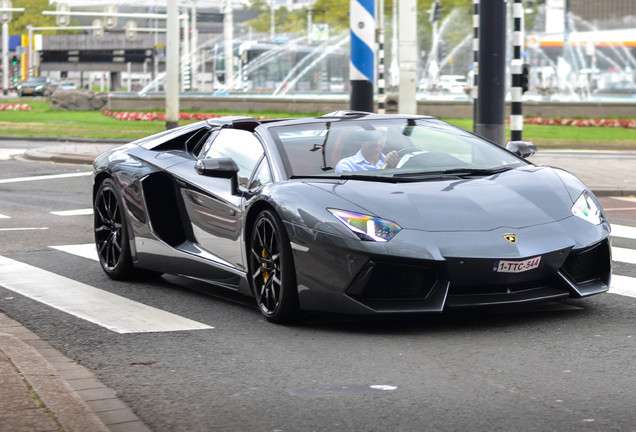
[335,129,400,173]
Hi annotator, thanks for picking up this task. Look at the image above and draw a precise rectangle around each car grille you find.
[347,261,439,301]
[561,239,611,285]
[449,277,557,296]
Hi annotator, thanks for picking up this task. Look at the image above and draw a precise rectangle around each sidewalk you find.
[18,140,636,197]
[0,312,151,432]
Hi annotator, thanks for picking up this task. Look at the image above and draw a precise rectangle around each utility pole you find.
[166,0,179,129]
[474,0,506,146]
[223,0,233,91]
[398,0,417,114]
[0,0,24,95]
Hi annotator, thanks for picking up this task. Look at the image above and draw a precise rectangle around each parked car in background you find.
[58,81,78,90]
[17,76,54,96]
[438,75,468,94]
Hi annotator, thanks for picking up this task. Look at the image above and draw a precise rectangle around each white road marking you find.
[0,148,25,160]
[612,224,636,241]
[612,247,636,265]
[50,244,97,261]
[0,171,91,185]
[0,214,9,219]
[50,208,93,216]
[0,256,214,334]
[612,197,636,204]
[0,227,48,232]
[610,275,636,298]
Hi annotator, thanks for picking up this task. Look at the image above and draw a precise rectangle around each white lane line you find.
[612,224,636,241]
[0,256,214,334]
[50,208,93,216]
[50,244,97,261]
[0,227,48,232]
[0,214,9,219]
[610,275,636,298]
[0,171,91,184]
[612,247,636,265]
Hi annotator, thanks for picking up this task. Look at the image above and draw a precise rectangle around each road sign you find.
[56,3,70,26]
[0,0,12,24]
[125,20,137,40]
[92,19,104,39]
[104,5,117,29]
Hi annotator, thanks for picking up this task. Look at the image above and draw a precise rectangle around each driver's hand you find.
[385,150,400,168]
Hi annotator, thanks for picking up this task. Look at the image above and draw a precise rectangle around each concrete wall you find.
[106,94,636,118]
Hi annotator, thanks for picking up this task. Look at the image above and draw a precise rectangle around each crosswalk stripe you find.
[0,256,214,334]
[610,275,636,298]
[50,244,97,261]
[0,171,92,185]
[612,247,636,266]
[612,224,636,241]
[0,227,48,232]
[0,214,9,219]
[50,208,93,216]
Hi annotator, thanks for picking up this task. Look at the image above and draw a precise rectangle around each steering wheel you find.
[382,147,422,169]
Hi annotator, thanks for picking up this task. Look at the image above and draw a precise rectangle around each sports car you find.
[93,111,611,323]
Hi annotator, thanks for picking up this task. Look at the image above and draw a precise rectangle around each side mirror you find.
[506,141,537,158]
[195,158,239,195]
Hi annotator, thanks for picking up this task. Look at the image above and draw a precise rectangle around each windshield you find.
[269,118,528,179]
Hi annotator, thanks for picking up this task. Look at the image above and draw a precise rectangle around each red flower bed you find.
[525,117,636,129]
[0,104,31,111]
[102,110,272,121]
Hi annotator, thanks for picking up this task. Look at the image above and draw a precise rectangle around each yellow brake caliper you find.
[261,249,270,284]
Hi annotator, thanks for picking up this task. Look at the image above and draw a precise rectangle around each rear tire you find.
[94,178,136,280]
[248,209,300,324]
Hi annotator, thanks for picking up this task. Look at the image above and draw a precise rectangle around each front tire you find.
[94,178,135,280]
[249,209,300,323]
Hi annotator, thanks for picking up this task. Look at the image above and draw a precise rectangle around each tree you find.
[244,0,307,35]
[10,0,57,35]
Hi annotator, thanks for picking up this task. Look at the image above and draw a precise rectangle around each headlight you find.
[328,208,401,242]
[571,191,603,225]
[36,85,43,90]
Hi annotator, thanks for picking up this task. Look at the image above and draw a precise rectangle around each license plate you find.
[24,90,32,93]
[493,256,541,273]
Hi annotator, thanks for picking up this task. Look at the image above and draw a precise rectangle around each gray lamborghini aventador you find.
[93,111,611,323]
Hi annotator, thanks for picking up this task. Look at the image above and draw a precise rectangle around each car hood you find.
[310,166,577,232]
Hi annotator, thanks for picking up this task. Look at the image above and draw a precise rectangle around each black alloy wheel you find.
[249,209,300,323]
[94,178,135,280]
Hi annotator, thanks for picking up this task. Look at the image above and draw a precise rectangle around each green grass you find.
[1,98,635,149]
[443,118,636,150]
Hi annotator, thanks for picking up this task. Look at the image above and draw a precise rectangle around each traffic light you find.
[521,63,530,93]
[438,40,446,62]
[430,1,442,23]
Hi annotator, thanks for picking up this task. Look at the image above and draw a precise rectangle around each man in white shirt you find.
[335,129,400,172]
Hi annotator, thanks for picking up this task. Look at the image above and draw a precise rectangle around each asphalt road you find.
[1,147,636,432]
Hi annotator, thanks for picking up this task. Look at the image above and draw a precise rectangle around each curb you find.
[0,313,151,432]
[0,135,129,144]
